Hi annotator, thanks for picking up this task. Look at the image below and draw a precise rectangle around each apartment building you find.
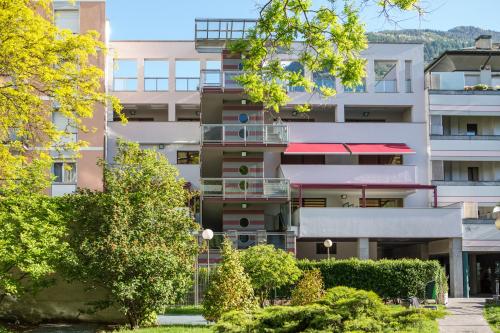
[50,0,107,196]
[107,19,466,297]
[426,35,500,297]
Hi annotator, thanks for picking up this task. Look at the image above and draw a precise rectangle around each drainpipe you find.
[361,185,367,208]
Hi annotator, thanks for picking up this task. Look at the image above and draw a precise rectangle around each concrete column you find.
[168,102,176,122]
[418,243,429,260]
[335,104,345,123]
[470,254,478,295]
[357,238,370,260]
[449,238,464,298]
[137,58,145,92]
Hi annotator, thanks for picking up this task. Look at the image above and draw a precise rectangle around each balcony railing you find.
[199,231,291,251]
[375,79,397,93]
[432,180,500,186]
[195,19,256,41]
[431,135,500,140]
[200,69,242,90]
[202,124,288,145]
[201,178,290,200]
[113,78,137,91]
[144,77,168,91]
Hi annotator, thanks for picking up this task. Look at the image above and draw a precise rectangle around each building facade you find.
[426,35,500,297]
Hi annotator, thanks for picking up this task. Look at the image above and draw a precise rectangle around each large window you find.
[177,151,200,164]
[144,60,169,91]
[374,60,397,93]
[54,2,79,33]
[53,162,77,183]
[282,61,305,92]
[176,60,200,91]
[313,70,335,90]
[344,78,366,93]
[113,59,137,91]
[405,60,412,93]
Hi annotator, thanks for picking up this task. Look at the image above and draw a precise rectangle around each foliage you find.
[202,238,257,322]
[229,0,420,113]
[0,193,67,305]
[290,268,324,306]
[298,258,446,302]
[240,245,301,306]
[61,140,198,328]
[164,305,203,315]
[0,0,122,193]
[117,326,212,333]
[485,302,500,333]
[215,286,446,332]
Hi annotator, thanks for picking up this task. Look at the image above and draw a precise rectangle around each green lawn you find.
[485,302,500,333]
[119,326,211,333]
[163,305,203,315]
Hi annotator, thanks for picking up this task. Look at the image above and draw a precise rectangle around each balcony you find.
[280,164,417,185]
[375,79,397,93]
[294,207,462,238]
[107,121,200,144]
[432,182,500,205]
[201,178,289,201]
[462,220,500,252]
[431,138,500,160]
[200,69,242,92]
[195,18,256,52]
[202,124,288,146]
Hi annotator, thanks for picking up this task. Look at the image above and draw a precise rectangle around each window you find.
[52,111,77,141]
[281,153,325,165]
[176,60,200,91]
[292,198,326,210]
[282,61,305,92]
[405,60,412,93]
[375,60,397,93]
[467,124,478,136]
[361,198,403,208]
[54,2,79,33]
[177,151,199,164]
[358,155,402,165]
[113,59,137,91]
[144,60,169,91]
[316,242,336,255]
[313,70,335,90]
[53,162,76,183]
[344,78,366,93]
[468,167,479,181]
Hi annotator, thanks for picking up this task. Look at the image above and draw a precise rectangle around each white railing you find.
[201,178,290,199]
[202,124,288,144]
[200,69,243,89]
[375,79,397,93]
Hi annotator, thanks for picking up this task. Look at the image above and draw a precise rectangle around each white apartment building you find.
[426,35,500,297]
[106,19,468,297]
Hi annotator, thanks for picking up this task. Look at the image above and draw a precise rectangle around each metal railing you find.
[176,77,200,91]
[195,18,256,41]
[200,69,243,89]
[198,231,290,251]
[144,77,168,91]
[201,178,290,199]
[375,79,397,93]
[432,180,500,186]
[202,124,288,144]
[431,134,500,140]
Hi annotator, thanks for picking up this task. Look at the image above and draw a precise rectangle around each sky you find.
[106,0,500,41]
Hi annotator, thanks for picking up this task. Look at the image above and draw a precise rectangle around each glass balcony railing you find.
[202,124,288,145]
[200,69,242,89]
[375,79,397,93]
[201,178,290,200]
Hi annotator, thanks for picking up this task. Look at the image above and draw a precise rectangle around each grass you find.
[118,325,212,333]
[485,301,500,333]
[163,305,203,315]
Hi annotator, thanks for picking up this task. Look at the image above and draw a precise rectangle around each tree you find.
[291,269,325,306]
[240,244,301,306]
[231,0,421,113]
[202,238,256,321]
[61,140,198,328]
[0,0,122,192]
[0,193,67,305]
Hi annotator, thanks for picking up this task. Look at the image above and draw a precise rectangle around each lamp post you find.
[202,229,214,286]
[324,239,333,260]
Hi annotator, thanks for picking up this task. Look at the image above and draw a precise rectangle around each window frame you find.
[113,59,138,92]
[144,59,169,92]
[52,161,77,184]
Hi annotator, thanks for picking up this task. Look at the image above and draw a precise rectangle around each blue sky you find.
[106,0,500,41]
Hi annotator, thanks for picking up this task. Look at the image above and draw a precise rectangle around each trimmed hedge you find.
[298,258,446,301]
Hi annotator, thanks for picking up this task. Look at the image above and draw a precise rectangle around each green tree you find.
[291,269,325,306]
[202,238,256,321]
[0,0,122,192]
[240,244,301,306]
[61,140,197,328]
[0,193,67,305]
[231,0,421,113]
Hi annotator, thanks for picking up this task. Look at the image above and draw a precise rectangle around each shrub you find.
[291,269,324,306]
[215,286,446,332]
[298,258,446,302]
[202,238,256,321]
[240,244,301,306]
[473,84,489,91]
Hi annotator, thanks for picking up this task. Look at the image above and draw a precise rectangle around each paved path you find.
[438,298,493,333]
[157,314,208,326]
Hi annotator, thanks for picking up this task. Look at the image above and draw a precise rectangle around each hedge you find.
[298,258,447,302]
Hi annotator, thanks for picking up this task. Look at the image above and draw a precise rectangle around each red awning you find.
[345,143,415,155]
[285,143,349,155]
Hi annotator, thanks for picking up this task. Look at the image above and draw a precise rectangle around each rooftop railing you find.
[195,18,256,41]
[201,178,290,200]
[202,124,288,145]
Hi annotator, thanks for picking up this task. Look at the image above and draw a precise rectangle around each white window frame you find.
[52,161,77,184]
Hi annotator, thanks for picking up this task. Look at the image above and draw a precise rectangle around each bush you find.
[291,269,324,306]
[298,258,446,302]
[202,238,257,321]
[240,244,301,306]
[215,286,446,332]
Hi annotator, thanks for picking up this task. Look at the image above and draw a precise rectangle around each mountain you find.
[367,26,500,64]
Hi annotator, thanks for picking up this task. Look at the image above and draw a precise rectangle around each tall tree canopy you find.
[0,0,122,192]
[231,0,421,112]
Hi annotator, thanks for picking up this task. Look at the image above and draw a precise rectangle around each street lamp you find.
[202,229,214,285]
[493,205,500,230]
[324,239,333,260]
